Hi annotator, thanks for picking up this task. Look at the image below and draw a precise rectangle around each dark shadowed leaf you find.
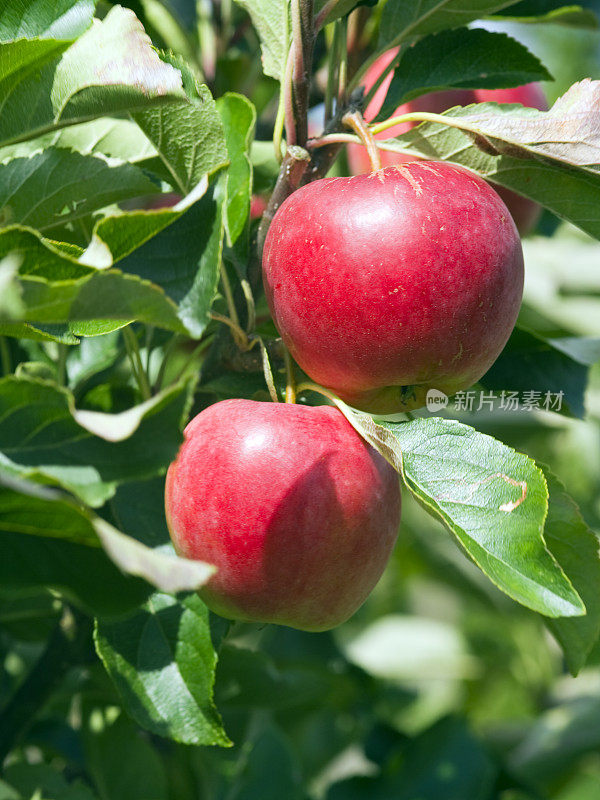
[542,468,600,674]
[480,327,599,419]
[378,28,551,121]
[378,0,523,49]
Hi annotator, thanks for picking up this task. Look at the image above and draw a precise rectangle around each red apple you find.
[165,399,401,631]
[346,50,547,233]
[250,194,268,219]
[263,163,524,414]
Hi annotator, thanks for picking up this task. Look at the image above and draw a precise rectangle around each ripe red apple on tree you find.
[165,399,401,631]
[346,49,548,233]
[263,163,524,414]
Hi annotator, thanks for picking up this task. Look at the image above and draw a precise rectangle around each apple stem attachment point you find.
[283,347,297,404]
[342,110,381,172]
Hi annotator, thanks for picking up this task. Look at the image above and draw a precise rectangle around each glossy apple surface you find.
[346,50,547,233]
[165,399,401,631]
[263,163,524,414]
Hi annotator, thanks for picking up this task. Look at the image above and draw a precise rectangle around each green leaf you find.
[216,720,304,798]
[0,148,159,233]
[66,329,120,389]
[508,691,600,784]
[378,0,523,49]
[132,57,228,194]
[2,762,99,800]
[82,711,168,800]
[489,4,599,28]
[328,717,497,800]
[0,6,185,149]
[0,226,187,333]
[112,183,226,339]
[0,530,150,618]
[542,468,600,675]
[108,476,171,550]
[217,92,256,247]
[0,117,157,165]
[0,321,78,343]
[377,28,551,122]
[234,0,290,80]
[0,374,190,506]
[0,473,215,595]
[0,0,95,41]
[336,406,584,619]
[479,327,596,419]
[216,644,329,709]
[95,592,231,746]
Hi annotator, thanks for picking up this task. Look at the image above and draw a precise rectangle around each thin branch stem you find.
[219,261,241,331]
[337,16,348,106]
[369,110,474,135]
[153,334,180,392]
[283,348,296,404]
[296,381,337,403]
[0,337,12,375]
[314,0,339,30]
[308,132,361,147]
[259,339,279,403]
[308,131,417,162]
[240,279,256,333]
[289,0,314,147]
[342,110,381,171]
[123,326,152,400]
[283,42,298,149]
[171,336,214,384]
[250,145,311,291]
[274,45,294,161]
[56,343,67,387]
[144,326,154,375]
[210,312,250,350]
[325,21,342,124]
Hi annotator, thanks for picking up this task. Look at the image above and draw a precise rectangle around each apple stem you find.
[258,338,280,403]
[210,312,251,351]
[296,381,338,403]
[283,347,297,403]
[275,44,294,161]
[342,110,382,172]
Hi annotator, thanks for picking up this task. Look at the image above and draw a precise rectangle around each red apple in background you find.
[346,50,548,234]
[165,399,401,631]
[263,163,524,414]
[250,194,268,219]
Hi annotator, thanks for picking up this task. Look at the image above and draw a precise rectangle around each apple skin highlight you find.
[263,163,524,414]
[166,399,401,631]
